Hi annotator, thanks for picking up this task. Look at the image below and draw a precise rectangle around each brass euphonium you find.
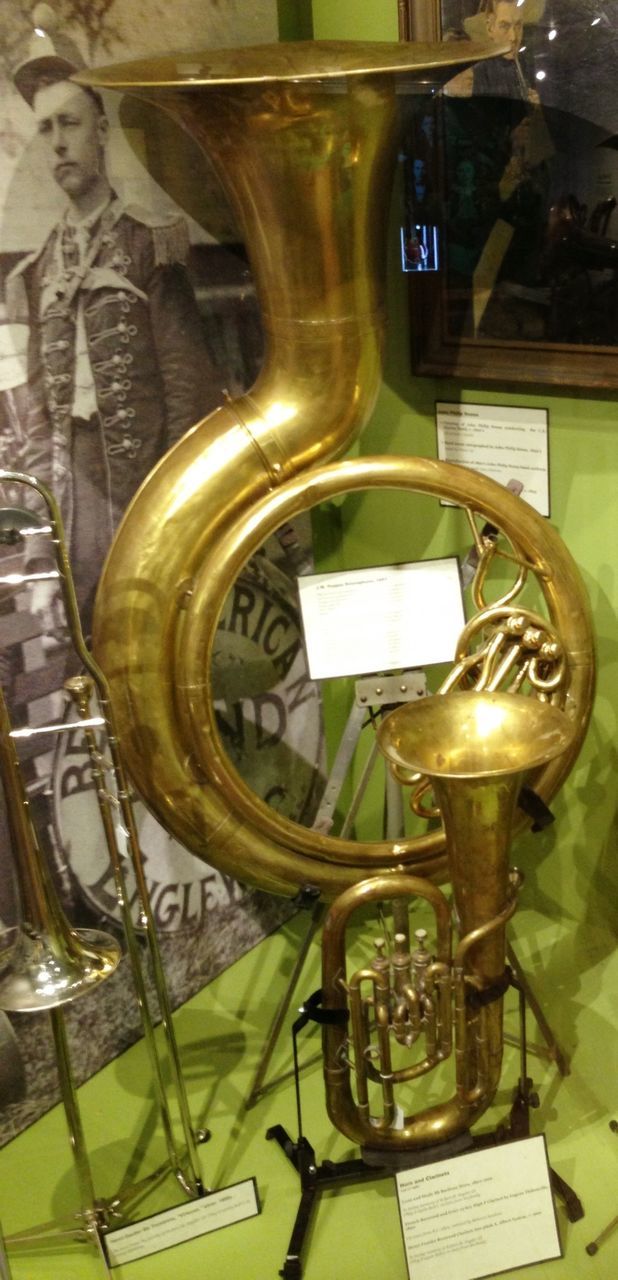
[0,681,120,1013]
[320,691,574,1155]
[76,44,595,899]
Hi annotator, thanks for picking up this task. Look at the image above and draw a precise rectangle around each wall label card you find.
[396,1135,561,1280]
[105,1179,260,1266]
[436,401,550,517]
[297,558,465,681]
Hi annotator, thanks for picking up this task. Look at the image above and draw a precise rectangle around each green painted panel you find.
[312,0,399,40]
[309,0,618,932]
[277,0,314,39]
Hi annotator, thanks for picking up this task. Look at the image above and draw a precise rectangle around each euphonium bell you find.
[320,691,574,1157]
[0,683,120,1013]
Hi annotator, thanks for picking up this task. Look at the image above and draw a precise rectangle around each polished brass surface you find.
[80,43,595,901]
[0,683,120,1013]
[318,691,574,1152]
[0,469,204,1200]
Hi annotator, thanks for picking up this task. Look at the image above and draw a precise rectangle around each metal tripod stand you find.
[267,957,583,1280]
[0,471,207,1275]
[585,1120,618,1256]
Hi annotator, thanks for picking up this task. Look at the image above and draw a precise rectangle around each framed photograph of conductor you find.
[399,1,618,389]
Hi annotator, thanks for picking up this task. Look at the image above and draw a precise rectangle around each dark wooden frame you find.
[399,1,618,390]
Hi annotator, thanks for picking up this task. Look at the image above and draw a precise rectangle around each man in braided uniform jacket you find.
[7,55,222,635]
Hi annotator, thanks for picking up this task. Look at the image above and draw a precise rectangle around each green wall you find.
[312,0,399,41]
[309,0,618,935]
[277,0,314,39]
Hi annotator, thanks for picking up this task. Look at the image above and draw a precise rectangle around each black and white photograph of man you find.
[0,1,323,1148]
[7,56,223,636]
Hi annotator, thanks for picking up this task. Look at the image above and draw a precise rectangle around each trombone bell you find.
[0,926,120,1015]
[0,682,120,1014]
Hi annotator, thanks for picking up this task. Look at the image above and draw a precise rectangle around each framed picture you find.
[399,1,618,388]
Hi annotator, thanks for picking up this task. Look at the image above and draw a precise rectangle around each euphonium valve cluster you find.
[320,692,574,1156]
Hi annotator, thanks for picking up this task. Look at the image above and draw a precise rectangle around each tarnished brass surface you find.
[179,458,593,896]
[378,689,575,779]
[75,38,508,89]
[318,692,573,1151]
[81,43,595,900]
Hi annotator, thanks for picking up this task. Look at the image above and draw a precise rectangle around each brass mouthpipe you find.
[453,871,522,974]
[451,873,522,1102]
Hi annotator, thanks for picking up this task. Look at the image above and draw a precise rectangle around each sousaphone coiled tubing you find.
[77,42,595,900]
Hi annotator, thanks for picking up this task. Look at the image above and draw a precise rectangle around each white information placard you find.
[105,1179,260,1267]
[436,401,550,517]
[297,558,465,681]
[396,1135,561,1280]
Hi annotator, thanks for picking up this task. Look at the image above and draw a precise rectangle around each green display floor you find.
[1,909,617,1280]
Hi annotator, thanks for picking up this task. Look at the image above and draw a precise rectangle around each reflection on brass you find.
[75,39,509,89]
[0,470,204,1200]
[78,43,595,900]
[0,682,120,1013]
[318,691,573,1152]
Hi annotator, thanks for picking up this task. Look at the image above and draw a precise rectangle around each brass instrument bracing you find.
[77,43,595,901]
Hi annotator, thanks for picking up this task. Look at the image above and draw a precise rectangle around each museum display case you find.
[0,2,616,1278]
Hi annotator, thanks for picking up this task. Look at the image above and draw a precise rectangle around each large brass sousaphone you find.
[77,42,595,899]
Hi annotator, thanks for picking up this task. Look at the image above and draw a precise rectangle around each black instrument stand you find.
[585,1120,618,1256]
[267,972,583,1280]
